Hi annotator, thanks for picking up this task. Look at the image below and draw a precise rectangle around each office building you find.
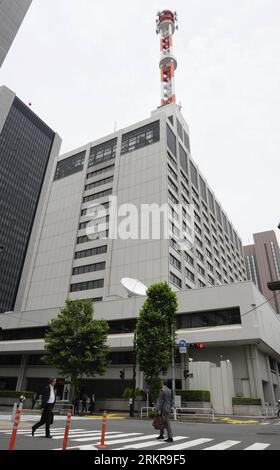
[0,86,61,313]
[244,231,280,314]
[0,0,32,67]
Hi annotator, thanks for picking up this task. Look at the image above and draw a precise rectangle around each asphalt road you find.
[1,412,280,451]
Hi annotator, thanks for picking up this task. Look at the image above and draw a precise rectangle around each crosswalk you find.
[0,427,272,450]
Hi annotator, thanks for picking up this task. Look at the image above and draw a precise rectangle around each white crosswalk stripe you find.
[73,433,144,443]
[244,443,271,450]
[116,436,187,450]
[161,438,214,450]
[203,440,241,450]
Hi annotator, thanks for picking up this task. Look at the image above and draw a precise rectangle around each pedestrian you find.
[89,393,95,415]
[155,380,173,442]
[32,378,57,438]
[129,397,133,417]
[31,392,38,409]
[82,394,88,413]
[73,395,79,415]
[277,400,280,417]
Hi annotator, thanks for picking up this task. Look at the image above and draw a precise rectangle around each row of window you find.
[75,245,108,259]
[85,175,114,192]
[72,261,106,276]
[70,279,104,292]
[121,121,160,155]
[77,230,109,244]
[83,188,112,204]
[54,151,86,181]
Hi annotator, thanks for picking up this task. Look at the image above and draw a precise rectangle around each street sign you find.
[179,339,187,354]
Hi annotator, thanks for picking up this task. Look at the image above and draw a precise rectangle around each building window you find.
[88,138,117,168]
[170,272,182,288]
[70,279,104,292]
[81,202,110,216]
[176,118,183,141]
[197,265,205,276]
[72,261,106,276]
[170,254,181,271]
[179,143,188,175]
[183,130,190,152]
[190,161,198,189]
[222,212,228,235]
[79,215,109,231]
[54,151,86,181]
[75,245,107,259]
[208,190,215,215]
[87,164,115,180]
[185,253,194,266]
[77,230,109,244]
[167,124,177,157]
[83,188,112,203]
[85,175,114,191]
[168,164,177,181]
[121,121,160,155]
[185,268,195,282]
[168,177,178,194]
[199,176,207,202]
[177,307,241,329]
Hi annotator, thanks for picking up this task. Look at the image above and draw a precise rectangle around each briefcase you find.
[152,415,165,430]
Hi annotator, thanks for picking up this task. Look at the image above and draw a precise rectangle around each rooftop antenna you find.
[156,10,178,107]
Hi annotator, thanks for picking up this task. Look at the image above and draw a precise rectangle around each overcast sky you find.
[0,0,279,246]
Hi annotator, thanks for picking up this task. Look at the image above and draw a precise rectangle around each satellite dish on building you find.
[121,278,147,297]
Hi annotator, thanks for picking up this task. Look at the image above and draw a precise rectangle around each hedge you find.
[232,397,262,406]
[0,391,34,399]
[176,390,210,402]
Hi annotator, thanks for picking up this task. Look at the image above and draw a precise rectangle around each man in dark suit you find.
[32,378,57,438]
[156,380,173,442]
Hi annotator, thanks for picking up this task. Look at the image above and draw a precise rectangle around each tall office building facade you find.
[0,0,32,67]
[244,231,280,313]
[14,102,246,314]
[0,86,61,313]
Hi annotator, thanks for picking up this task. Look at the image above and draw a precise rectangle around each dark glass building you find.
[0,86,61,313]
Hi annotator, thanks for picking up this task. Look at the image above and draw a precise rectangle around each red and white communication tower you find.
[156,10,178,107]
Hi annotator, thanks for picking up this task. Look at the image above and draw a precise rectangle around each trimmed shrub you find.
[232,397,262,406]
[176,390,210,402]
[0,390,34,399]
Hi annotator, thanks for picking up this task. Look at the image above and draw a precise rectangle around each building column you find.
[265,356,276,405]
[245,345,258,397]
[247,346,265,404]
[16,355,29,391]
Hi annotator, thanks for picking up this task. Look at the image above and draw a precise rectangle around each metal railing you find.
[176,407,215,423]
[140,405,215,422]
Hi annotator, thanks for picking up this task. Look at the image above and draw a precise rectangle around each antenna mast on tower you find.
[156,10,178,107]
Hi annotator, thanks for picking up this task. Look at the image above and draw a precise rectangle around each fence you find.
[140,406,215,422]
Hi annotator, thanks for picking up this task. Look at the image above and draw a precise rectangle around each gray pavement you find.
[1,411,280,450]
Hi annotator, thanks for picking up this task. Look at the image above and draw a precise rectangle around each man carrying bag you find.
[32,378,57,438]
[154,380,173,442]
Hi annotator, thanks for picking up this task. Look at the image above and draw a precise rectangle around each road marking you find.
[73,432,143,443]
[116,436,187,450]
[244,443,271,450]
[203,440,241,450]
[51,431,120,440]
[161,438,213,450]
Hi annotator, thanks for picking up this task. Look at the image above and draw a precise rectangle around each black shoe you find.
[164,438,173,442]
[157,435,164,440]
[45,435,53,439]
[31,427,35,437]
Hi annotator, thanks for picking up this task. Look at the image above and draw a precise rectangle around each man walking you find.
[32,378,57,438]
[156,380,173,442]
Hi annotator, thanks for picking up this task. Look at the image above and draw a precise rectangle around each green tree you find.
[135,282,178,401]
[43,299,110,398]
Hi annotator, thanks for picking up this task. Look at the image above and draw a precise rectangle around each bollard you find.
[62,408,72,450]
[96,410,107,449]
[9,408,22,450]
[11,403,17,422]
